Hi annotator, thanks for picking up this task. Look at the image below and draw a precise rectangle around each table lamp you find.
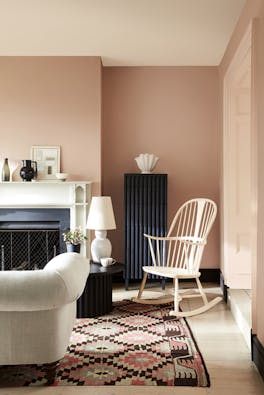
[86,196,116,263]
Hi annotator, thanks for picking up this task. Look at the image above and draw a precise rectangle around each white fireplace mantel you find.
[0,181,92,258]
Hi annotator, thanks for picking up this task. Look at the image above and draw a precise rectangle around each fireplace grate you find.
[0,229,60,271]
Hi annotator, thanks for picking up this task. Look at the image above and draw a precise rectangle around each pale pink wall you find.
[219,0,264,344]
[0,57,102,194]
[102,67,220,267]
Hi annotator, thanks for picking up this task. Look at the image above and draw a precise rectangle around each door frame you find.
[223,22,256,289]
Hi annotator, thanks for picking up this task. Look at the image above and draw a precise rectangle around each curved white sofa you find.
[0,252,90,365]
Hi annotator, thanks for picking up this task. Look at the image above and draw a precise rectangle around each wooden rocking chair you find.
[132,198,222,317]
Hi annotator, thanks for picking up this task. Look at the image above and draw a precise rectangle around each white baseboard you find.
[228,289,252,349]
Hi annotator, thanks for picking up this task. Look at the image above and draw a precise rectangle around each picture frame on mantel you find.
[31,146,60,180]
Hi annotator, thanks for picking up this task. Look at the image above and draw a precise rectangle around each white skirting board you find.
[228,288,251,349]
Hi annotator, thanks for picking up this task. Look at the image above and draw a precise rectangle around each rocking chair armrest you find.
[177,236,207,246]
[143,234,173,241]
[143,234,206,246]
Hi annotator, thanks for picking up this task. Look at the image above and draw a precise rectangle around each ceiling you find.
[0,0,246,66]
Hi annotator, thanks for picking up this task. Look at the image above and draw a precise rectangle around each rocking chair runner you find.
[132,198,222,317]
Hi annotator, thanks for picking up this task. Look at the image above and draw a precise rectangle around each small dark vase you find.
[66,243,81,253]
[20,160,37,182]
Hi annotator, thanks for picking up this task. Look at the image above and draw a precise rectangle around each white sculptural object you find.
[135,153,159,174]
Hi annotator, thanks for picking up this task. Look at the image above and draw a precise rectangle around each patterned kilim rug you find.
[0,300,210,387]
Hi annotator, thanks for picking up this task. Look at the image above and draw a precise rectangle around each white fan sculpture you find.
[134,153,159,174]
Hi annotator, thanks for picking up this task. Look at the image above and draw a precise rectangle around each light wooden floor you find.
[1,282,264,395]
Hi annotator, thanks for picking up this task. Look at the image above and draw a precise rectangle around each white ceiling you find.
[0,0,246,66]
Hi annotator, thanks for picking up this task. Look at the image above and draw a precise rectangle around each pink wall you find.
[102,67,220,267]
[0,58,220,268]
[219,0,264,344]
[0,57,102,194]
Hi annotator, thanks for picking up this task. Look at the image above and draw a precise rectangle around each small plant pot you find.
[66,244,81,253]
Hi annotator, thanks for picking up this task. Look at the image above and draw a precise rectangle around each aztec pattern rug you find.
[0,300,210,387]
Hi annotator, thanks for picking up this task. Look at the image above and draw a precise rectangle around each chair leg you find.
[137,272,148,299]
[133,272,174,305]
[195,277,208,305]
[173,277,179,314]
[169,276,222,317]
[131,272,174,304]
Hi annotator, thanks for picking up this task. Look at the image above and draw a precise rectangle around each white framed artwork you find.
[31,146,60,180]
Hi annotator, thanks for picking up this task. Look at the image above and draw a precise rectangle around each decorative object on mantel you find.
[20,160,38,182]
[134,153,159,173]
[8,159,20,181]
[1,158,10,181]
[31,146,60,180]
[56,172,68,181]
[86,196,116,263]
[63,226,87,253]
[0,158,20,182]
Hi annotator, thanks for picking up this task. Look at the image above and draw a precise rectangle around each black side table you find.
[77,262,124,318]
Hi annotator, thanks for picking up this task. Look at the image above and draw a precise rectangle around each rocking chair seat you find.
[142,266,201,279]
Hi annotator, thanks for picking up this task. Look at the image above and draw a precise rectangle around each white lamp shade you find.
[86,196,116,230]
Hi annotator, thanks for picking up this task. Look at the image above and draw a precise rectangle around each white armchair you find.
[0,252,90,380]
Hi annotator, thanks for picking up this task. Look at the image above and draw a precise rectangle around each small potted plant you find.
[63,226,87,253]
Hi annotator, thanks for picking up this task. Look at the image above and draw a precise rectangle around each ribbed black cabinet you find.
[124,173,167,289]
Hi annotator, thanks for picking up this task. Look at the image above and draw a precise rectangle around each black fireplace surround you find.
[0,208,70,270]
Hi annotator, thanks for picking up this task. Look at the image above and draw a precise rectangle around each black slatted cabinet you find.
[124,173,167,289]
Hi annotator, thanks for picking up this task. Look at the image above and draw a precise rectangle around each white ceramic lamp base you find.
[90,230,112,263]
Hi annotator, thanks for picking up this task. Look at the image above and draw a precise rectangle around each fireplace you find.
[0,181,92,268]
[0,208,70,270]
